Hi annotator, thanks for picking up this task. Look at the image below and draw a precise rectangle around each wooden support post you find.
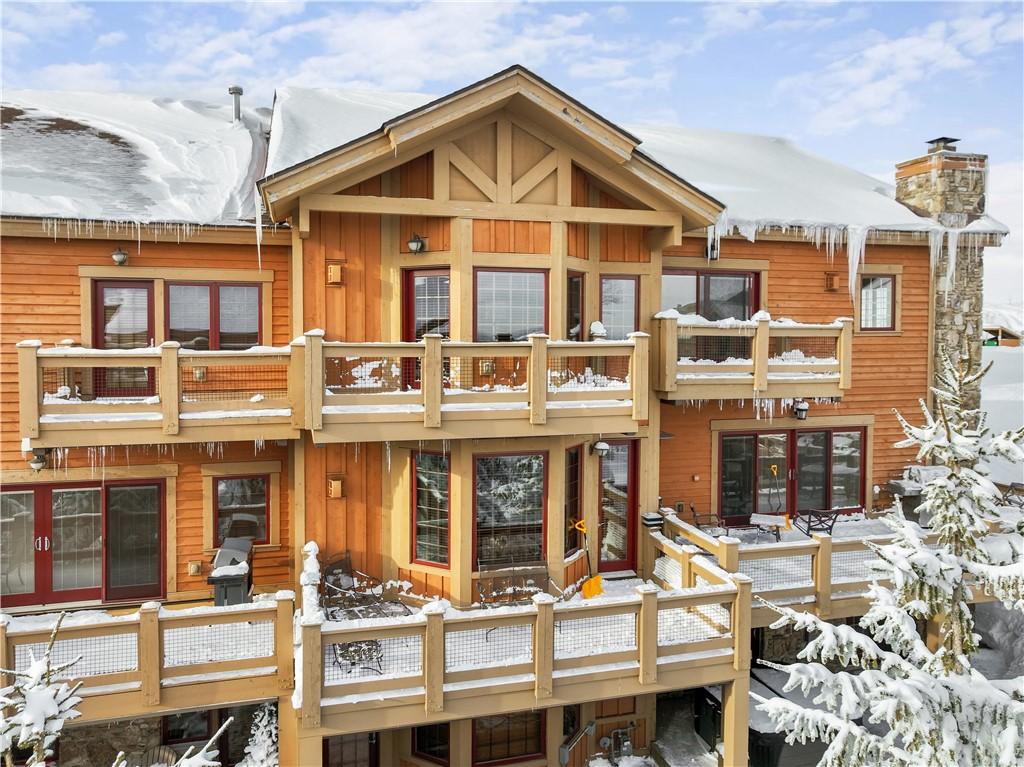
[277,694,323,767]
[722,674,751,767]
[812,534,833,618]
[753,317,770,392]
[16,340,41,439]
[159,342,180,435]
[533,594,555,699]
[305,331,324,431]
[629,332,650,422]
[528,333,549,425]
[300,621,322,727]
[139,602,161,706]
[422,334,443,428]
[681,545,695,589]
[288,339,306,429]
[718,538,740,572]
[637,584,658,685]
[276,593,295,691]
[653,317,678,392]
[838,318,854,391]
[732,574,752,673]
[423,602,445,713]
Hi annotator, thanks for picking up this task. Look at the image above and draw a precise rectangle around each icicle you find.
[845,225,869,299]
[945,228,961,297]
[254,184,263,271]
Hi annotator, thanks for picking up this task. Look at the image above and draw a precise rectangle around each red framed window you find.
[166,281,261,350]
[473,452,547,569]
[662,269,759,321]
[599,275,639,340]
[0,480,164,608]
[472,711,545,765]
[564,445,583,557]
[566,271,584,341]
[93,280,155,397]
[473,268,548,342]
[598,440,638,573]
[324,733,379,767]
[412,452,450,567]
[859,274,896,331]
[214,475,269,546]
[719,428,866,524]
[412,723,450,766]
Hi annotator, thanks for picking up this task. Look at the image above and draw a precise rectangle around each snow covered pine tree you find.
[754,350,1024,766]
[236,702,278,767]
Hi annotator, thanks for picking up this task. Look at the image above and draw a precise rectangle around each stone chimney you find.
[895,138,989,411]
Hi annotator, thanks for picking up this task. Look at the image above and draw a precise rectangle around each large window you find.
[859,275,896,331]
[413,723,450,766]
[599,276,638,340]
[214,476,268,545]
[719,429,865,523]
[474,269,547,342]
[564,446,583,557]
[167,282,260,350]
[474,453,546,568]
[662,270,758,321]
[412,453,450,566]
[473,712,544,765]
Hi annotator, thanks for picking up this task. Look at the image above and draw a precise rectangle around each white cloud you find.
[1,1,93,51]
[94,31,127,50]
[30,62,120,91]
[606,5,629,23]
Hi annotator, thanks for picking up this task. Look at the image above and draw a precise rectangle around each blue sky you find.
[3,1,1022,301]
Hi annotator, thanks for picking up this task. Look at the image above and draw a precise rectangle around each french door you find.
[718,429,866,524]
[0,481,163,607]
[598,440,637,572]
[93,280,155,397]
[402,268,450,387]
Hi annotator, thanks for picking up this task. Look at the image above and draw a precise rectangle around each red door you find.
[597,440,637,573]
[402,268,450,387]
[93,280,155,397]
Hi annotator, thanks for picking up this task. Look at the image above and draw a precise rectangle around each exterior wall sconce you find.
[407,233,426,253]
[28,448,49,471]
[111,247,129,266]
[793,399,810,420]
[590,441,611,458]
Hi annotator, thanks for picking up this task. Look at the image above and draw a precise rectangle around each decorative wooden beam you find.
[511,150,558,203]
[448,144,497,202]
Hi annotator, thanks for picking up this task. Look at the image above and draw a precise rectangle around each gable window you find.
[859,275,896,331]
[168,282,260,350]
[474,269,547,342]
[473,712,544,765]
[662,270,758,321]
[214,475,269,545]
[474,453,546,568]
[412,453,450,566]
[599,276,638,340]
[413,723,450,766]
[564,446,583,557]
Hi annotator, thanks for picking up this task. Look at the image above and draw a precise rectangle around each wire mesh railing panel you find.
[739,554,814,593]
[677,335,753,365]
[325,355,419,395]
[547,356,630,393]
[768,336,838,364]
[163,620,274,668]
[652,554,683,589]
[14,632,138,680]
[554,611,636,660]
[657,603,731,647]
[444,356,528,393]
[323,633,422,684]
[832,547,884,585]
[180,362,288,403]
[41,366,159,403]
[444,623,534,672]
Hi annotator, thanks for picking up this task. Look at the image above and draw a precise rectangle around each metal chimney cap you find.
[228,85,244,96]
[926,136,960,152]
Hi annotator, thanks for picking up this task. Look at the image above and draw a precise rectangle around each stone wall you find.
[60,717,162,767]
[933,244,985,412]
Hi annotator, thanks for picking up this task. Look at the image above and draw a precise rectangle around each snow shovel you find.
[574,519,603,598]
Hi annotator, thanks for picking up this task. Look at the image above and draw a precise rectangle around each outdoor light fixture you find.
[793,399,810,420]
[111,247,129,266]
[407,233,426,253]
[591,441,611,458]
[28,448,48,472]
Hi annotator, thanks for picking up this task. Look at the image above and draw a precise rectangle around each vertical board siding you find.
[567,164,589,259]
[397,152,450,252]
[472,220,551,253]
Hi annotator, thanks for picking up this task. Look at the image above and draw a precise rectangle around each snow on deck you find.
[1,91,268,225]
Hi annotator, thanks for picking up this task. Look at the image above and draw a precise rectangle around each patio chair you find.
[320,551,410,620]
[794,508,841,536]
[1004,482,1024,509]
[477,563,550,607]
[331,638,385,675]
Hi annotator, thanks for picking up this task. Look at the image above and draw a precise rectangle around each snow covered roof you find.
[984,302,1024,337]
[1,91,270,226]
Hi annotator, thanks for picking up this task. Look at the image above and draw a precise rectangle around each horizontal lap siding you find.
[660,237,932,519]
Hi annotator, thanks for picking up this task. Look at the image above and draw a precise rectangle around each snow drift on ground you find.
[1,91,269,225]
[981,345,1024,485]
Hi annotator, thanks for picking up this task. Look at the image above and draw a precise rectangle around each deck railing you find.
[0,594,294,722]
[653,315,853,400]
[299,574,747,728]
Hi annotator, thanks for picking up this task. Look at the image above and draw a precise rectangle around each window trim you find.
[410,451,452,570]
[412,723,451,766]
[566,270,585,342]
[471,450,549,571]
[201,461,281,553]
[661,268,761,320]
[165,280,263,350]
[213,474,271,547]
[563,444,584,559]
[471,711,546,766]
[598,274,640,340]
[472,267,550,342]
[856,267,902,333]
[402,267,452,342]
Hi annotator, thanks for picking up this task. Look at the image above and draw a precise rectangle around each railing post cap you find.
[140,601,161,612]
[635,583,659,595]
[421,600,448,616]
[532,593,557,605]
[304,328,326,338]
[731,573,753,585]
[16,340,42,348]
[527,332,550,340]
[275,589,296,601]
[627,331,650,339]
[422,333,444,338]
[719,536,741,546]
[159,341,181,349]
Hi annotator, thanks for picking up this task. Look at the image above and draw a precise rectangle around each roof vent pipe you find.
[228,85,243,122]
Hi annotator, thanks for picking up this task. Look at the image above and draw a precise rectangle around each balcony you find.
[652,314,853,401]
[0,594,294,723]
[307,332,649,444]
[17,340,302,448]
